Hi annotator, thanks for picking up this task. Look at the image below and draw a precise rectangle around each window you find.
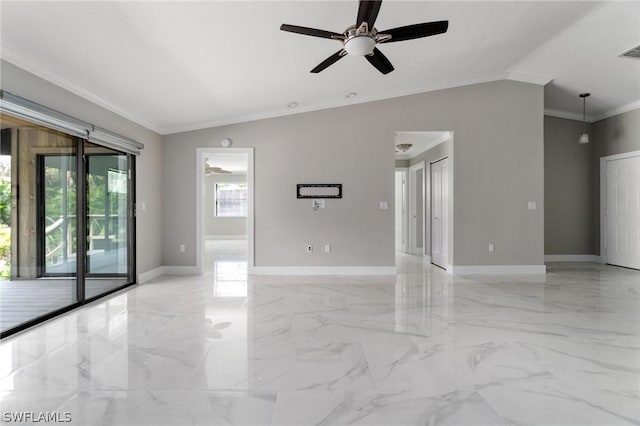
[215,183,247,217]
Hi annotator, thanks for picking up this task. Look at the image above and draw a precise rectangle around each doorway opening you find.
[394,131,453,271]
[196,148,254,286]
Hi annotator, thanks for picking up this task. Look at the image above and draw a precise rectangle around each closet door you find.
[431,158,448,269]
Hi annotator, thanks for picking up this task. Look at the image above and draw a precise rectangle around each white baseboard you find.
[138,266,165,284]
[452,265,546,275]
[251,266,396,276]
[205,235,247,240]
[544,255,601,263]
[163,266,199,275]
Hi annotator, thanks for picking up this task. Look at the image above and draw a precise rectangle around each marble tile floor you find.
[0,251,639,425]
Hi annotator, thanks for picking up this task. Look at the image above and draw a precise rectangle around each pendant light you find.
[579,93,590,144]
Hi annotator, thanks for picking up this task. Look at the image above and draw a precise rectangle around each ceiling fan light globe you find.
[344,36,376,56]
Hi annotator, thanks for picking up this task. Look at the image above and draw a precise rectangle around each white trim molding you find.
[1,45,163,134]
[593,99,640,122]
[544,255,601,263]
[138,266,166,284]
[251,266,396,276]
[452,265,546,275]
[544,109,594,123]
[545,100,640,125]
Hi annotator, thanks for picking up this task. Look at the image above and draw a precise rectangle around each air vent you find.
[620,44,640,59]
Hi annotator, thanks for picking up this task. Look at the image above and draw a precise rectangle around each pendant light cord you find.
[582,96,586,133]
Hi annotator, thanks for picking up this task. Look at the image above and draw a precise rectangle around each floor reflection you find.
[1,251,639,425]
[213,261,247,298]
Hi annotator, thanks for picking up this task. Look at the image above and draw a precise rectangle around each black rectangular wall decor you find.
[297,184,342,199]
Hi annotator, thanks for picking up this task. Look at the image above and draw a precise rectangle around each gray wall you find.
[543,109,640,257]
[544,116,593,255]
[205,173,247,236]
[592,108,640,254]
[395,159,409,168]
[1,60,164,276]
[409,139,453,263]
[164,80,544,268]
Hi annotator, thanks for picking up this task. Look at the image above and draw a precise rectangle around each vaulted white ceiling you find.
[1,1,638,134]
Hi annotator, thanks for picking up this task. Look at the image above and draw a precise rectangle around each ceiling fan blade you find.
[365,47,394,75]
[356,0,382,29]
[311,50,346,73]
[280,24,342,40]
[379,21,448,43]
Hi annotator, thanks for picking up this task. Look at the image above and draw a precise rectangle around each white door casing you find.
[431,158,448,269]
[602,151,640,270]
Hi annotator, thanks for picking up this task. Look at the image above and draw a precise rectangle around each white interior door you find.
[395,171,404,251]
[409,163,425,255]
[605,155,640,270]
[431,158,448,269]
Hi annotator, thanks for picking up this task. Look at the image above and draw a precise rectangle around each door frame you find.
[408,161,426,256]
[196,147,254,274]
[600,149,640,265]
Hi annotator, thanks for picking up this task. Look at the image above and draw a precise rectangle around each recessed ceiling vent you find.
[620,44,640,60]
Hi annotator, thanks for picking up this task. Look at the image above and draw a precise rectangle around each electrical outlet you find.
[325,244,331,253]
[489,244,495,252]
[179,244,186,253]
[306,245,313,253]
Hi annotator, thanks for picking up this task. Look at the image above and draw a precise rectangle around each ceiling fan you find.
[280,0,449,75]
[205,160,231,175]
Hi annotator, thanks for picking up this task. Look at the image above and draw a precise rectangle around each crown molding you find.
[545,99,640,124]
[166,72,558,134]
[1,45,163,134]
[0,48,522,135]
[162,74,512,134]
[592,99,640,122]
[544,108,594,122]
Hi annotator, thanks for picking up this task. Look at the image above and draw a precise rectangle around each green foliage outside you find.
[0,155,128,278]
[0,158,10,278]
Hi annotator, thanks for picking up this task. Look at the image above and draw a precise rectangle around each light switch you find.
[379,201,389,210]
[528,201,537,210]
[140,201,147,211]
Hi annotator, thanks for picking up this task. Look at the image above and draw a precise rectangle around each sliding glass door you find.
[40,155,77,276]
[85,143,133,299]
[0,113,136,337]
[0,115,79,334]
